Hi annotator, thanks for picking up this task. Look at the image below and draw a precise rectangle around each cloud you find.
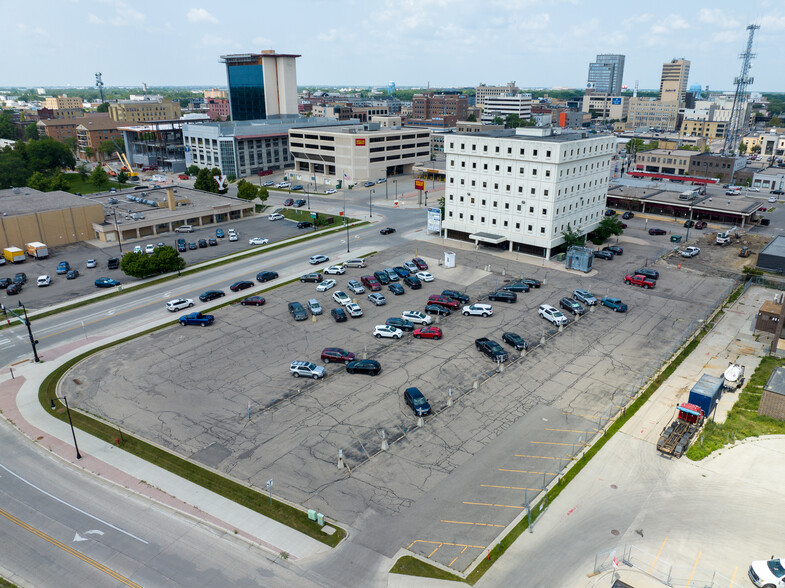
[88,13,104,24]
[317,28,340,42]
[650,14,689,35]
[187,8,218,24]
[15,23,49,37]
[95,0,146,26]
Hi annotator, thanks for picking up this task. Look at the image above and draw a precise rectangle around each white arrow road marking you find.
[73,529,104,542]
[73,532,88,542]
[85,530,104,536]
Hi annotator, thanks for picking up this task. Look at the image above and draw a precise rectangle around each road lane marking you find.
[498,468,557,475]
[730,566,738,585]
[0,507,143,588]
[428,544,441,557]
[463,501,524,509]
[0,461,147,544]
[649,537,668,573]
[686,550,702,587]
[440,520,505,528]
[480,484,540,491]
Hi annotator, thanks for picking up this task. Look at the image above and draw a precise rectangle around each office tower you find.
[660,58,691,104]
[586,54,625,95]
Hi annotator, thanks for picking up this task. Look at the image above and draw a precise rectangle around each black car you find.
[771,189,785,195]
[388,283,405,295]
[66,269,79,280]
[199,290,225,302]
[521,278,542,288]
[256,271,279,282]
[293,199,307,207]
[648,228,667,235]
[0,278,12,289]
[331,307,348,322]
[603,245,623,256]
[198,239,208,248]
[300,273,323,283]
[240,296,266,306]
[288,301,307,321]
[684,220,695,228]
[188,242,197,250]
[635,267,660,280]
[6,283,22,295]
[177,243,187,252]
[13,272,27,284]
[107,257,120,269]
[593,250,614,260]
[374,271,391,285]
[559,297,585,315]
[404,387,431,416]
[441,289,470,304]
[424,304,451,316]
[346,359,382,376]
[502,282,530,293]
[403,275,422,289]
[488,290,517,303]
[502,332,528,351]
[297,221,313,229]
[380,227,396,235]
[622,211,634,219]
[230,280,254,292]
[386,317,415,332]
[208,238,218,246]
[604,209,617,216]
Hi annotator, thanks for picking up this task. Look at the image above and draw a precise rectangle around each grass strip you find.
[38,309,346,548]
[394,287,737,584]
[389,556,463,582]
[686,355,785,460]
[63,173,122,194]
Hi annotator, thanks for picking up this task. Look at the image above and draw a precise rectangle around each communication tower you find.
[722,24,760,155]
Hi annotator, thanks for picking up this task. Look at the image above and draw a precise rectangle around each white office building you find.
[481,94,532,123]
[443,127,614,258]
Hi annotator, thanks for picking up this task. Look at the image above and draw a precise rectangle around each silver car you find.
[307,299,323,315]
[368,293,386,306]
[347,280,365,294]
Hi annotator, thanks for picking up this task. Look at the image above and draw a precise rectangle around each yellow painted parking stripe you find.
[449,545,468,567]
[463,501,525,510]
[498,468,556,475]
[441,520,505,528]
[686,551,702,587]
[0,507,142,588]
[480,484,540,491]
[545,428,598,433]
[649,537,668,573]
[514,454,560,460]
[428,544,441,557]
[729,566,738,586]
[407,539,485,550]
[530,440,583,446]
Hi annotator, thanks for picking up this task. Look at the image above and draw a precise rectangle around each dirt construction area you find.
[662,229,770,276]
[62,239,733,573]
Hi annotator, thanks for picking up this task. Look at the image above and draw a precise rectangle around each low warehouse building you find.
[760,367,785,421]
[756,235,785,274]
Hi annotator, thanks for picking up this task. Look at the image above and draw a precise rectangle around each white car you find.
[769,196,778,203]
[749,187,760,192]
[324,265,345,275]
[249,237,269,245]
[368,293,386,306]
[462,303,493,317]
[309,254,330,265]
[276,182,291,189]
[403,261,418,272]
[325,189,337,194]
[37,275,51,287]
[290,361,325,379]
[228,233,238,242]
[145,244,155,254]
[539,304,568,326]
[133,245,143,254]
[333,290,351,306]
[345,302,363,317]
[415,271,434,282]
[373,325,403,339]
[401,310,432,325]
[748,557,785,587]
[86,259,97,268]
[681,246,701,258]
[268,213,284,221]
[316,279,336,291]
[166,298,194,312]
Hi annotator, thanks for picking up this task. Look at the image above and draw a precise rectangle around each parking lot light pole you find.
[50,395,82,460]
[344,192,350,253]
[385,177,388,200]
[394,180,398,201]
[112,207,123,253]
[2,302,40,363]
[370,189,374,218]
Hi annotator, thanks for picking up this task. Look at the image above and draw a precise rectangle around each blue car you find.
[95,277,120,288]
[600,297,628,312]
[56,261,70,275]
[178,312,214,327]
[216,229,224,238]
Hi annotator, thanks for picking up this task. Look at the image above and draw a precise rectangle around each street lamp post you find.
[50,395,82,460]
[1,302,40,362]
[370,189,374,218]
[112,207,123,253]
[174,241,181,277]
[385,177,388,200]
[394,180,398,201]
[344,192,350,253]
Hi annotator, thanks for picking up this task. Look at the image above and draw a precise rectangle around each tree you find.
[466,114,477,122]
[26,137,75,172]
[561,225,586,248]
[63,136,78,155]
[738,141,747,155]
[24,124,39,141]
[752,145,761,154]
[26,171,51,191]
[492,116,504,125]
[236,179,260,201]
[26,171,70,192]
[47,171,70,191]
[77,163,89,181]
[120,251,156,278]
[769,115,782,128]
[187,164,200,176]
[83,146,94,160]
[97,140,118,161]
[117,170,128,185]
[258,186,269,203]
[227,173,236,183]
[89,165,110,190]
[590,217,624,245]
[151,246,185,275]
[96,102,110,113]
[505,114,522,128]
[0,110,16,140]
[193,167,219,192]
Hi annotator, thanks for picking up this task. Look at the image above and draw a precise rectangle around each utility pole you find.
[2,303,40,362]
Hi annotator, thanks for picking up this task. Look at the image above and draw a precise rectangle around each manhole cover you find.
[611,529,620,536]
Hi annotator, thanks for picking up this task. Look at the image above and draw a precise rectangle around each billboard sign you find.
[355,138,366,146]
[427,207,441,233]
[414,179,425,191]
[611,97,622,105]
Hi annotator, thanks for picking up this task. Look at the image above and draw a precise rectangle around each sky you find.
[4,0,785,92]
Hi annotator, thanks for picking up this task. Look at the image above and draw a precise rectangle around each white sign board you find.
[427,207,441,233]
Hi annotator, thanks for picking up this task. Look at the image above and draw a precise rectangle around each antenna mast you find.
[722,24,759,155]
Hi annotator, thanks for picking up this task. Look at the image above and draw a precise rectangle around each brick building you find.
[37,113,113,144]
[76,117,122,161]
[412,92,468,121]
[207,98,230,121]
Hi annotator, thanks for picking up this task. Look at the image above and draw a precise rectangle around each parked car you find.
[373,270,391,285]
[648,228,667,235]
[363,181,375,187]
[412,257,428,270]
[240,295,266,306]
[307,299,323,315]
[427,295,460,309]
[603,245,623,256]
[403,261,418,273]
[268,213,285,221]
[290,361,325,379]
[297,221,313,229]
[538,304,568,326]
[624,274,656,289]
[283,198,294,205]
[388,283,405,295]
[604,209,617,216]
[178,312,214,327]
[249,237,270,245]
[291,187,304,193]
[573,289,597,306]
[593,250,614,260]
[256,271,279,282]
[188,242,197,250]
[684,220,695,228]
[347,280,365,294]
[747,556,785,587]
[415,271,434,282]
[681,246,701,258]
[66,269,79,280]
[177,242,187,252]
[230,280,254,292]
[346,359,381,376]
[502,332,528,351]
[331,307,348,322]
[403,275,422,289]
[635,267,660,280]
[488,290,517,303]
[263,180,275,186]
[462,303,493,317]
[503,281,530,293]
[344,258,366,268]
[325,188,337,194]
[475,337,509,362]
[559,297,585,315]
[166,298,194,312]
[441,289,470,303]
[6,283,22,295]
[401,310,432,325]
[333,290,352,306]
[107,258,120,269]
[414,326,442,340]
[404,387,431,416]
[520,278,542,288]
[37,275,51,287]
[277,183,291,189]
[622,211,634,219]
[198,239,208,248]
[293,199,306,207]
[376,178,387,184]
[694,221,706,229]
[94,277,120,288]
[14,272,27,284]
[345,302,363,317]
[324,265,346,275]
[288,301,308,321]
[321,348,356,364]
[216,229,225,238]
[373,325,403,339]
[300,273,323,283]
[56,261,70,275]
[600,297,628,312]
[424,304,451,316]
[208,238,218,246]
[86,259,97,268]
[380,227,396,235]
[368,293,387,306]
[385,268,400,281]
[145,244,155,254]
[392,266,410,278]
[317,279,337,292]
[309,254,330,265]
[199,290,225,302]
[361,275,382,291]
[0,278,12,289]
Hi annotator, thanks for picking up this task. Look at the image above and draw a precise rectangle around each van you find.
[344,258,366,268]
[175,225,194,233]
[679,190,698,201]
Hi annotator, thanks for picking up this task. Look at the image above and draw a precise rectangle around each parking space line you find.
[463,501,525,510]
[407,539,485,550]
[530,440,584,446]
[686,550,702,587]
[561,411,598,419]
[428,544,441,558]
[449,545,468,567]
[480,484,540,491]
[649,537,668,573]
[498,468,557,475]
[729,566,738,585]
[545,428,598,434]
[514,454,560,459]
[441,520,506,528]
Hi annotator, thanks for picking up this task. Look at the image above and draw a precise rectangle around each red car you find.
[320,347,356,363]
[427,294,460,309]
[414,326,442,340]
[624,274,656,289]
[284,198,294,206]
[240,295,266,306]
[412,257,428,270]
[361,275,382,291]
[694,221,706,229]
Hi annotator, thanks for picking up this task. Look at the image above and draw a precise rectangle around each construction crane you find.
[722,24,760,156]
[118,152,138,177]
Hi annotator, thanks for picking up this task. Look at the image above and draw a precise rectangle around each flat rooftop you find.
[607,185,763,214]
[0,187,102,216]
[453,129,610,143]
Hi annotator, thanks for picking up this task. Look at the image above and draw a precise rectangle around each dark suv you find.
[385,317,414,332]
[427,295,460,309]
[321,348,356,363]
[559,297,585,316]
[635,267,660,280]
[107,257,120,269]
[441,289,470,304]
[288,302,307,321]
[300,273,323,283]
[488,290,517,303]
[373,271,391,285]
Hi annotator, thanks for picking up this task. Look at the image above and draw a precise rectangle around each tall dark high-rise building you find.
[586,54,625,95]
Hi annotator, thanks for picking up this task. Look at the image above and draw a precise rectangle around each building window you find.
[546,150,551,157]
[483,163,488,170]
[482,181,487,188]
[515,222,520,229]
[481,216,485,223]
[540,227,545,233]
[532,169,537,176]
[492,200,498,207]
[482,199,486,206]
[528,224,533,231]
[505,202,510,209]
[545,170,551,177]
[495,165,500,171]
[517,204,521,211]
[544,189,549,196]
[542,208,547,215]
[533,149,538,156]
[519,148,525,155]
[470,197,475,204]
[494,183,498,190]
[470,214,474,221]
[495,146,500,153]
[507,166,512,173]
[471,180,476,186]
[531,188,535,195]
[529,206,534,213]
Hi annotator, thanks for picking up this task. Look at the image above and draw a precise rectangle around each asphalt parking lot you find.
[62,239,732,573]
